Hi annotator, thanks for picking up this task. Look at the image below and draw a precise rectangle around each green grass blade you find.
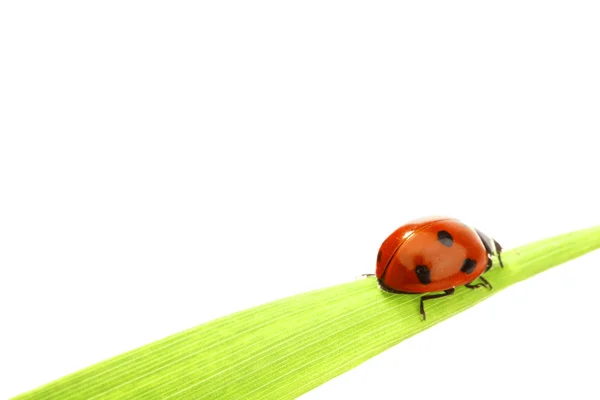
[13,225,600,399]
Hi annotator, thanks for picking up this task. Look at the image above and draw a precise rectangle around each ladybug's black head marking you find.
[415,265,431,285]
[437,230,453,247]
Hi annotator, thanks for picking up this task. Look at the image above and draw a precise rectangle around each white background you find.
[1,1,600,399]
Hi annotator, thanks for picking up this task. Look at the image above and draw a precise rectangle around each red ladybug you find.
[372,216,504,320]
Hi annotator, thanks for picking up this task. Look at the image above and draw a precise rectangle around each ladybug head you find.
[475,229,504,271]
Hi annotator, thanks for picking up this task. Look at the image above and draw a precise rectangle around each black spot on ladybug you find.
[377,249,382,263]
[460,258,477,274]
[437,230,453,247]
[415,265,431,285]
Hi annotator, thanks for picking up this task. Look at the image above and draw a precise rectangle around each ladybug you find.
[372,216,504,320]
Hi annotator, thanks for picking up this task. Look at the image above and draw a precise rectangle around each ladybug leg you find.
[484,254,493,272]
[419,288,455,321]
[465,281,487,289]
[494,239,505,268]
[478,276,492,289]
[465,275,493,290]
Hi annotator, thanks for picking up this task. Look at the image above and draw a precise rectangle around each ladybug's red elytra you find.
[371,216,504,320]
